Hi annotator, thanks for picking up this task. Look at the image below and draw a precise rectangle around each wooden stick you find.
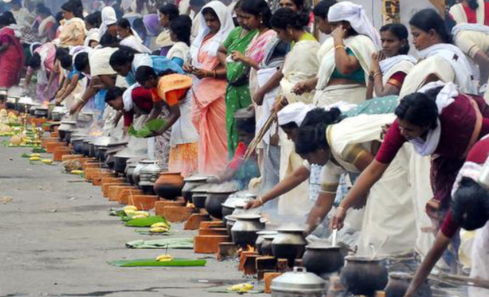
[243,111,277,160]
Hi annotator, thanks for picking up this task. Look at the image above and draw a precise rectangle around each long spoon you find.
[331,228,338,247]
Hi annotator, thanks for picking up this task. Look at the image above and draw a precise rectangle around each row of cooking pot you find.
[270,266,430,297]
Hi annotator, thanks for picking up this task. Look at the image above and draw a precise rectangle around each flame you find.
[186,202,195,208]
[89,130,103,137]
[246,245,255,252]
[42,101,50,108]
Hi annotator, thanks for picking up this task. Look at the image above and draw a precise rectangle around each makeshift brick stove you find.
[194,221,230,254]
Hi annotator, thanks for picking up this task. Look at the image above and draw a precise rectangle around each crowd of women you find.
[2,0,489,295]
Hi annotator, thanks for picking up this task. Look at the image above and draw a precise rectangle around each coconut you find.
[10,135,22,145]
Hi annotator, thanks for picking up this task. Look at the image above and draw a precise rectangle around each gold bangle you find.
[373,72,382,79]
[337,205,346,213]
[259,197,265,206]
[334,45,345,50]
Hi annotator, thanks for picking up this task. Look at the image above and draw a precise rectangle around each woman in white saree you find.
[293,1,379,107]
[400,9,479,98]
[270,7,320,217]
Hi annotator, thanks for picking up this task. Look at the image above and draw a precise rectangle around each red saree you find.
[0,27,25,88]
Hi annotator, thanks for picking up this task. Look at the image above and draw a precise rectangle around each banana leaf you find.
[32,147,46,153]
[128,119,166,138]
[107,258,206,267]
[124,216,169,227]
[109,208,126,217]
[126,238,193,249]
[134,229,172,236]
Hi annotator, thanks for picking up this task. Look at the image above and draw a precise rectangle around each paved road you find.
[0,146,263,297]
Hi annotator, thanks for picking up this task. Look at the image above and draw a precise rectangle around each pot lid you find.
[93,136,128,147]
[257,230,278,236]
[222,197,250,208]
[271,267,326,293]
[191,185,211,193]
[306,244,341,250]
[184,175,209,182]
[60,120,77,125]
[234,214,262,221]
[115,150,146,159]
[277,226,306,233]
[225,215,237,222]
[107,146,128,155]
[344,255,386,263]
[207,188,238,194]
[35,106,48,111]
[18,96,36,104]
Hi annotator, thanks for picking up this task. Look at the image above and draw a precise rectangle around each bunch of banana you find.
[30,153,41,158]
[150,222,170,233]
[123,205,138,216]
[228,283,254,293]
[155,254,173,262]
[41,159,53,164]
[131,211,149,219]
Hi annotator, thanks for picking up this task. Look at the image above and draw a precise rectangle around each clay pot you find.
[272,227,307,267]
[153,172,184,200]
[340,256,389,296]
[302,245,345,276]
[385,272,431,297]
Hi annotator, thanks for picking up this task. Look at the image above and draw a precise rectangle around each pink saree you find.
[0,27,25,88]
[191,38,228,175]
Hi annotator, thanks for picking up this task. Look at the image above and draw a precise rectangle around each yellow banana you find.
[131,214,148,219]
[30,153,41,158]
[42,159,53,164]
[134,211,149,217]
[151,222,170,228]
[156,254,173,262]
[124,209,136,216]
[71,170,84,175]
[150,227,169,233]
[229,283,254,293]
[123,205,138,212]
[29,157,40,161]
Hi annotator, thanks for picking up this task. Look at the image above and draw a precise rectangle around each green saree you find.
[223,27,258,159]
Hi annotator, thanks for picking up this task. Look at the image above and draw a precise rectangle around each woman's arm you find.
[153,104,180,136]
[24,71,33,89]
[57,73,80,103]
[331,160,388,230]
[404,232,451,297]
[246,165,310,209]
[305,192,336,235]
[231,51,260,70]
[332,26,361,75]
[0,41,10,53]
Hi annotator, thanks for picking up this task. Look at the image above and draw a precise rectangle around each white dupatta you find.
[449,0,485,25]
[418,43,478,94]
[379,55,416,86]
[189,1,234,66]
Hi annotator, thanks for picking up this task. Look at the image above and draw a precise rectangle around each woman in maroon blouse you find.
[331,82,489,231]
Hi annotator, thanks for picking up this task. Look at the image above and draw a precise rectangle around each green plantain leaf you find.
[124,216,169,227]
[107,258,206,267]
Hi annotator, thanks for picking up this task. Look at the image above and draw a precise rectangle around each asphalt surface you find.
[0,145,265,297]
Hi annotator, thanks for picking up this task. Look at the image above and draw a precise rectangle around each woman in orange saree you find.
[186,1,235,175]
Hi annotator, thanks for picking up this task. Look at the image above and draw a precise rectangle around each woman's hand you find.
[182,64,194,73]
[371,51,386,74]
[245,199,263,210]
[272,97,288,114]
[293,80,315,95]
[330,206,347,231]
[192,68,209,79]
[231,51,246,63]
[332,25,347,42]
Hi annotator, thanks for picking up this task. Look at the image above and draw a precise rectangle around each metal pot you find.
[114,155,131,174]
[271,267,327,297]
[385,272,431,297]
[272,227,307,267]
[64,130,74,144]
[225,215,236,234]
[71,138,85,154]
[255,230,278,255]
[34,107,48,118]
[302,244,345,276]
[340,256,388,296]
[182,175,209,203]
[88,141,97,158]
[125,160,139,185]
[139,161,163,188]
[205,190,237,219]
[81,139,92,157]
[95,146,109,162]
[192,193,208,209]
[231,214,265,248]
[132,160,155,186]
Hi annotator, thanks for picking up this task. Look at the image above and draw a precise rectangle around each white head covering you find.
[328,1,381,50]
[190,1,235,64]
[99,6,117,37]
[278,102,314,127]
